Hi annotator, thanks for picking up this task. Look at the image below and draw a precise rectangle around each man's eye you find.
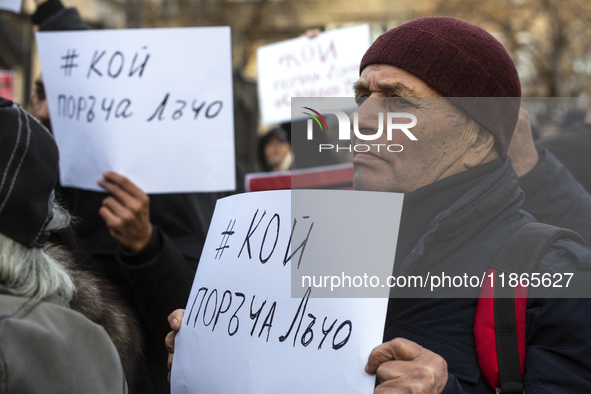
[387,97,413,109]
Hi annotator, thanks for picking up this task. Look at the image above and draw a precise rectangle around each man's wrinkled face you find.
[351,64,481,193]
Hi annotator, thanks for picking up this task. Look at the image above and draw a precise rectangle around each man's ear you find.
[463,125,498,168]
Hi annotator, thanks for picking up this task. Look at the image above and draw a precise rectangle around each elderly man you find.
[350,17,591,394]
[168,17,591,394]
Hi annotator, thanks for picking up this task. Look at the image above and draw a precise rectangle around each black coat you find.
[520,149,591,244]
[386,157,591,393]
[535,122,591,194]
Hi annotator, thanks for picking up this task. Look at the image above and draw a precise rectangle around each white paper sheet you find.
[0,0,21,13]
[36,27,235,193]
[257,24,370,125]
[171,189,404,394]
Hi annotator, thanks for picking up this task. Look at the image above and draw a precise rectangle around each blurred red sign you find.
[245,163,354,192]
[0,71,15,101]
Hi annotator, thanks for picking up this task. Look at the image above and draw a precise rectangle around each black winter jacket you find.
[386,157,591,393]
[521,149,591,244]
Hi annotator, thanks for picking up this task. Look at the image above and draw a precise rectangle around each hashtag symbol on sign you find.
[215,219,236,260]
[60,49,79,77]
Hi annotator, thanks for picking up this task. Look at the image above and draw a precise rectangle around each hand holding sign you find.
[166,309,185,383]
[366,338,448,394]
[98,171,153,252]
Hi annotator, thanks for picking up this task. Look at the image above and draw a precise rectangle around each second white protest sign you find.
[36,27,235,194]
[257,24,370,125]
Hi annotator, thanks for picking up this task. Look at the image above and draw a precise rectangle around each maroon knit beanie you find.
[360,17,521,156]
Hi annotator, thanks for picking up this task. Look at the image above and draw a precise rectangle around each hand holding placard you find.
[166,309,184,384]
[98,172,153,252]
[366,337,449,393]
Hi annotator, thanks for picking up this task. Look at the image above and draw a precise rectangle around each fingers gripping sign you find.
[166,309,185,383]
[97,171,153,252]
[366,338,448,394]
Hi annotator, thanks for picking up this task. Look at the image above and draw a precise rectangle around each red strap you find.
[474,268,527,390]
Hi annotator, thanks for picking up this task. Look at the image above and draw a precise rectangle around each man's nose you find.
[350,97,385,142]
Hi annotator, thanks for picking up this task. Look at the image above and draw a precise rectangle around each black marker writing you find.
[229,293,246,336]
[61,49,79,77]
[57,94,132,122]
[147,93,224,122]
[215,219,236,260]
[283,217,314,269]
[279,287,312,347]
[260,214,280,264]
[238,209,266,260]
[185,286,351,349]
[87,47,150,79]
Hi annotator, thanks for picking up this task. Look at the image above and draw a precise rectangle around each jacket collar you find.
[395,156,521,276]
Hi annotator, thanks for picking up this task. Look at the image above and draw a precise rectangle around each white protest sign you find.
[36,28,235,193]
[257,24,370,125]
[0,0,21,13]
[171,189,404,394]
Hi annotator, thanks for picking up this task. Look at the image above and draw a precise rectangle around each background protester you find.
[535,114,591,194]
[0,98,135,393]
[258,126,292,172]
[509,108,591,243]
